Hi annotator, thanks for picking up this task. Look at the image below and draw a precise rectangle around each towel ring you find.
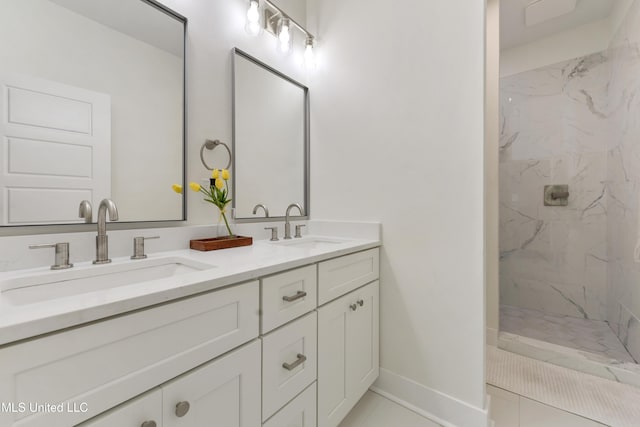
[200,139,232,171]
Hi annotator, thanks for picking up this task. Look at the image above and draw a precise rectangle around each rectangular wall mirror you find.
[232,48,309,222]
[0,0,186,226]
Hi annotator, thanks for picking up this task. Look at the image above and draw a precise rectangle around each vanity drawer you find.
[262,311,317,421]
[76,388,162,427]
[261,264,317,333]
[263,382,316,427]
[0,281,259,427]
[318,248,379,305]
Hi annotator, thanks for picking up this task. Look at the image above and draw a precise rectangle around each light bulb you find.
[247,0,259,22]
[304,37,315,69]
[245,0,261,36]
[277,18,292,54]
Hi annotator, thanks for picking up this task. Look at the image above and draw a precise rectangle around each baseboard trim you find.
[372,368,489,427]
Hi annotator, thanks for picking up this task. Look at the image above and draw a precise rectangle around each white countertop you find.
[0,235,380,346]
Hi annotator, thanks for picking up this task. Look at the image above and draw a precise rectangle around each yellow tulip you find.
[215,178,224,190]
[211,169,219,179]
[189,182,201,192]
[221,169,230,180]
[171,184,183,194]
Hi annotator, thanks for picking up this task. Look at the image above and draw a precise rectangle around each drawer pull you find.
[141,422,157,427]
[282,353,307,371]
[357,299,365,307]
[282,290,307,302]
[350,303,358,311]
[175,401,190,417]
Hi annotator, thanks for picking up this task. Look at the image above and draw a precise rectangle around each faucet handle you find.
[29,243,73,270]
[264,227,279,242]
[294,224,306,238]
[131,236,160,260]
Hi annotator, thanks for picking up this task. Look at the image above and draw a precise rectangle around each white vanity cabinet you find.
[317,281,380,427]
[162,340,261,427]
[0,245,380,427]
[0,281,260,427]
[79,340,261,427]
[316,248,380,427]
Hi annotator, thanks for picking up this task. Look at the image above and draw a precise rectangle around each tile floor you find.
[489,385,606,427]
[339,387,608,427]
[487,347,640,427]
[338,391,441,427]
[500,305,636,363]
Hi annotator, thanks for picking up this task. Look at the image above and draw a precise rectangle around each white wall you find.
[308,0,487,425]
[0,0,183,222]
[486,0,500,344]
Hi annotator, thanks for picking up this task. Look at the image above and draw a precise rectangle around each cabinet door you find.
[347,281,379,400]
[317,281,379,427]
[162,340,261,427]
[318,294,350,427]
[76,389,162,427]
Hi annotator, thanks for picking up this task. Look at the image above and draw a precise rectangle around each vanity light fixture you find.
[247,0,317,63]
[245,0,262,36]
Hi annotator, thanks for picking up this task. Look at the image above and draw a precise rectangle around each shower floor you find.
[500,305,636,364]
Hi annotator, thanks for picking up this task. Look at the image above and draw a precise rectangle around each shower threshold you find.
[499,305,640,388]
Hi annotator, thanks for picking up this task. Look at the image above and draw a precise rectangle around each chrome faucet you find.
[94,199,119,264]
[284,203,304,239]
[78,200,93,223]
[252,203,270,217]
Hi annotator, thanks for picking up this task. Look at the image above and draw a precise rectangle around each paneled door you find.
[0,73,110,225]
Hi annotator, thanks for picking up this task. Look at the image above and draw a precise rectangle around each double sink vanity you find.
[0,228,381,427]
[0,0,380,426]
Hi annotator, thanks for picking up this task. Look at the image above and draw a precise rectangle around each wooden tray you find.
[190,235,253,251]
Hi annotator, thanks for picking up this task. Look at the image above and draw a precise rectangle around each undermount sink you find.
[270,236,350,250]
[0,257,216,306]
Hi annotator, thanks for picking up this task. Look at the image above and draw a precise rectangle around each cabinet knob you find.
[350,303,358,311]
[175,401,190,417]
[141,421,157,427]
[357,299,365,307]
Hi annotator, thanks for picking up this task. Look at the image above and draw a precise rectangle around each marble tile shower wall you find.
[500,0,640,362]
[606,0,640,362]
[499,52,610,322]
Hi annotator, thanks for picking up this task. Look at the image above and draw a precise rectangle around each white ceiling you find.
[500,0,615,50]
